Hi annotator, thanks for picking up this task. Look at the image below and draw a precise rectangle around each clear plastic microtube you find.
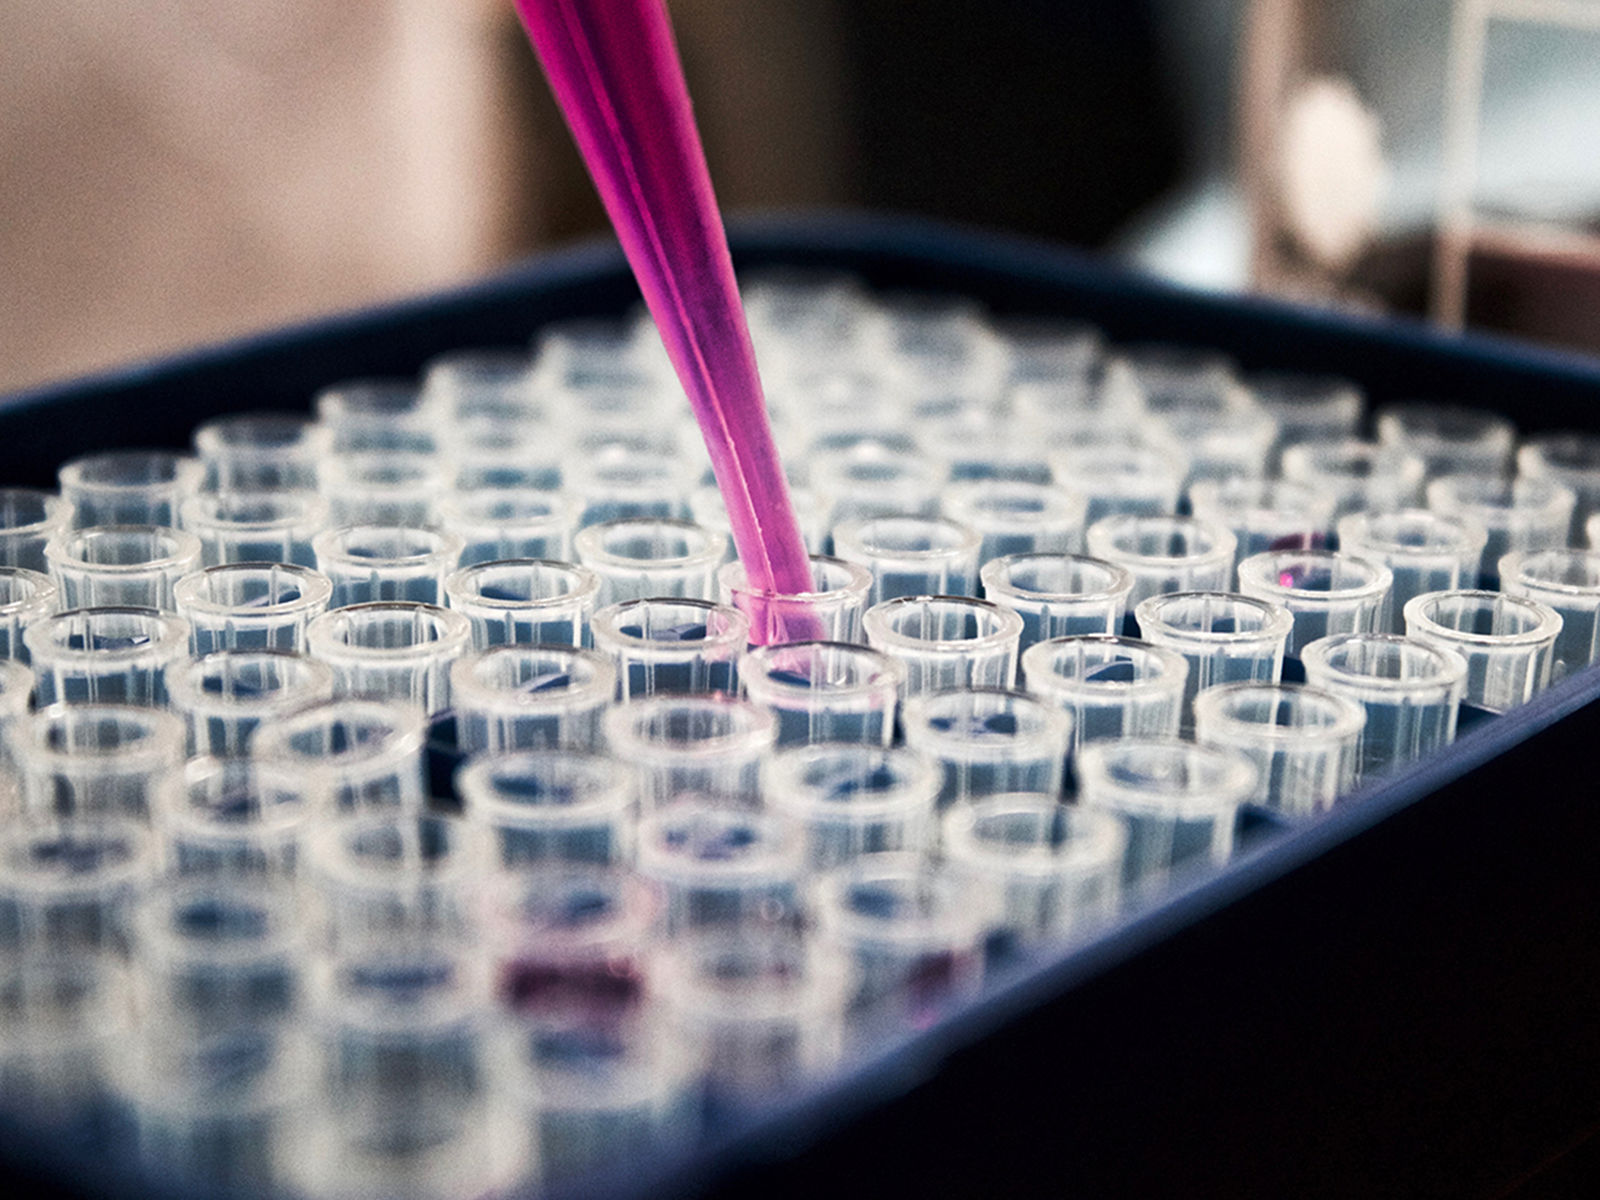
[762,743,940,868]
[165,650,336,757]
[26,607,190,708]
[1336,509,1489,629]
[901,688,1072,808]
[422,347,537,419]
[942,794,1127,943]
[14,704,184,822]
[1500,549,1600,680]
[1247,371,1363,461]
[313,378,437,455]
[1519,432,1600,543]
[0,817,152,953]
[305,812,484,946]
[0,488,74,572]
[1425,476,1575,589]
[0,660,33,815]
[566,445,696,528]
[1135,592,1292,733]
[0,955,129,1122]
[1402,590,1561,713]
[979,553,1134,649]
[1046,443,1186,524]
[832,517,983,605]
[635,802,805,932]
[591,599,750,700]
[0,567,58,661]
[192,411,333,492]
[1192,682,1366,816]
[450,645,616,754]
[179,491,330,568]
[1235,550,1393,657]
[168,758,312,880]
[444,560,599,650]
[939,479,1088,563]
[808,444,948,525]
[812,853,989,1028]
[1300,633,1466,780]
[863,595,1024,696]
[1186,478,1336,570]
[173,562,333,655]
[602,694,777,810]
[1279,440,1427,520]
[58,450,203,529]
[717,555,873,646]
[447,423,566,493]
[440,489,577,567]
[1153,407,1279,486]
[306,602,472,715]
[319,451,449,528]
[250,698,428,814]
[46,525,202,611]
[1084,515,1236,609]
[1074,738,1256,895]
[1376,402,1516,480]
[658,930,850,1100]
[457,751,638,868]
[574,518,728,608]
[312,526,465,609]
[739,641,903,747]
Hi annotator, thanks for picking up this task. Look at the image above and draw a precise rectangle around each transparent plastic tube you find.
[1074,738,1256,895]
[306,602,472,715]
[0,567,57,661]
[0,817,153,953]
[602,694,776,809]
[0,488,74,572]
[1186,478,1336,571]
[1519,432,1600,544]
[1279,439,1426,520]
[180,491,330,568]
[444,560,600,650]
[761,743,939,869]
[0,954,129,1122]
[862,595,1023,696]
[574,518,727,607]
[566,446,696,528]
[446,423,566,493]
[636,802,805,932]
[173,562,333,656]
[901,688,1072,808]
[165,650,337,757]
[26,607,190,708]
[440,489,578,567]
[1300,633,1466,780]
[319,451,449,528]
[1153,407,1278,486]
[46,525,202,611]
[739,641,902,747]
[832,516,982,605]
[1425,476,1575,589]
[14,704,184,823]
[1402,590,1561,712]
[0,660,33,816]
[457,751,638,868]
[939,479,1088,563]
[1247,371,1363,462]
[942,794,1127,942]
[979,553,1134,649]
[58,450,203,529]
[1134,591,1292,735]
[450,645,616,754]
[1121,344,1242,415]
[192,411,333,492]
[1500,548,1600,680]
[1045,442,1186,524]
[422,348,538,420]
[808,444,947,525]
[1336,509,1488,629]
[305,812,484,946]
[1376,402,1515,479]
[813,853,989,1028]
[657,930,849,1100]
[168,757,313,881]
[1192,681,1365,816]
[314,378,437,455]
[249,698,428,814]
[1235,550,1392,657]
[1084,515,1236,609]
[591,599,750,700]
[716,555,872,646]
[312,526,465,609]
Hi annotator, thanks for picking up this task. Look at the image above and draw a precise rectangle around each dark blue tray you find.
[7,213,1600,1200]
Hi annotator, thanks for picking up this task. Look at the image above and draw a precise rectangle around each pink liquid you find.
[512,0,812,615]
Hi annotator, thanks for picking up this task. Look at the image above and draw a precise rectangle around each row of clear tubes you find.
[2,272,1600,1198]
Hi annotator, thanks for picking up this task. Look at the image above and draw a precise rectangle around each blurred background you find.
[3,0,1598,395]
